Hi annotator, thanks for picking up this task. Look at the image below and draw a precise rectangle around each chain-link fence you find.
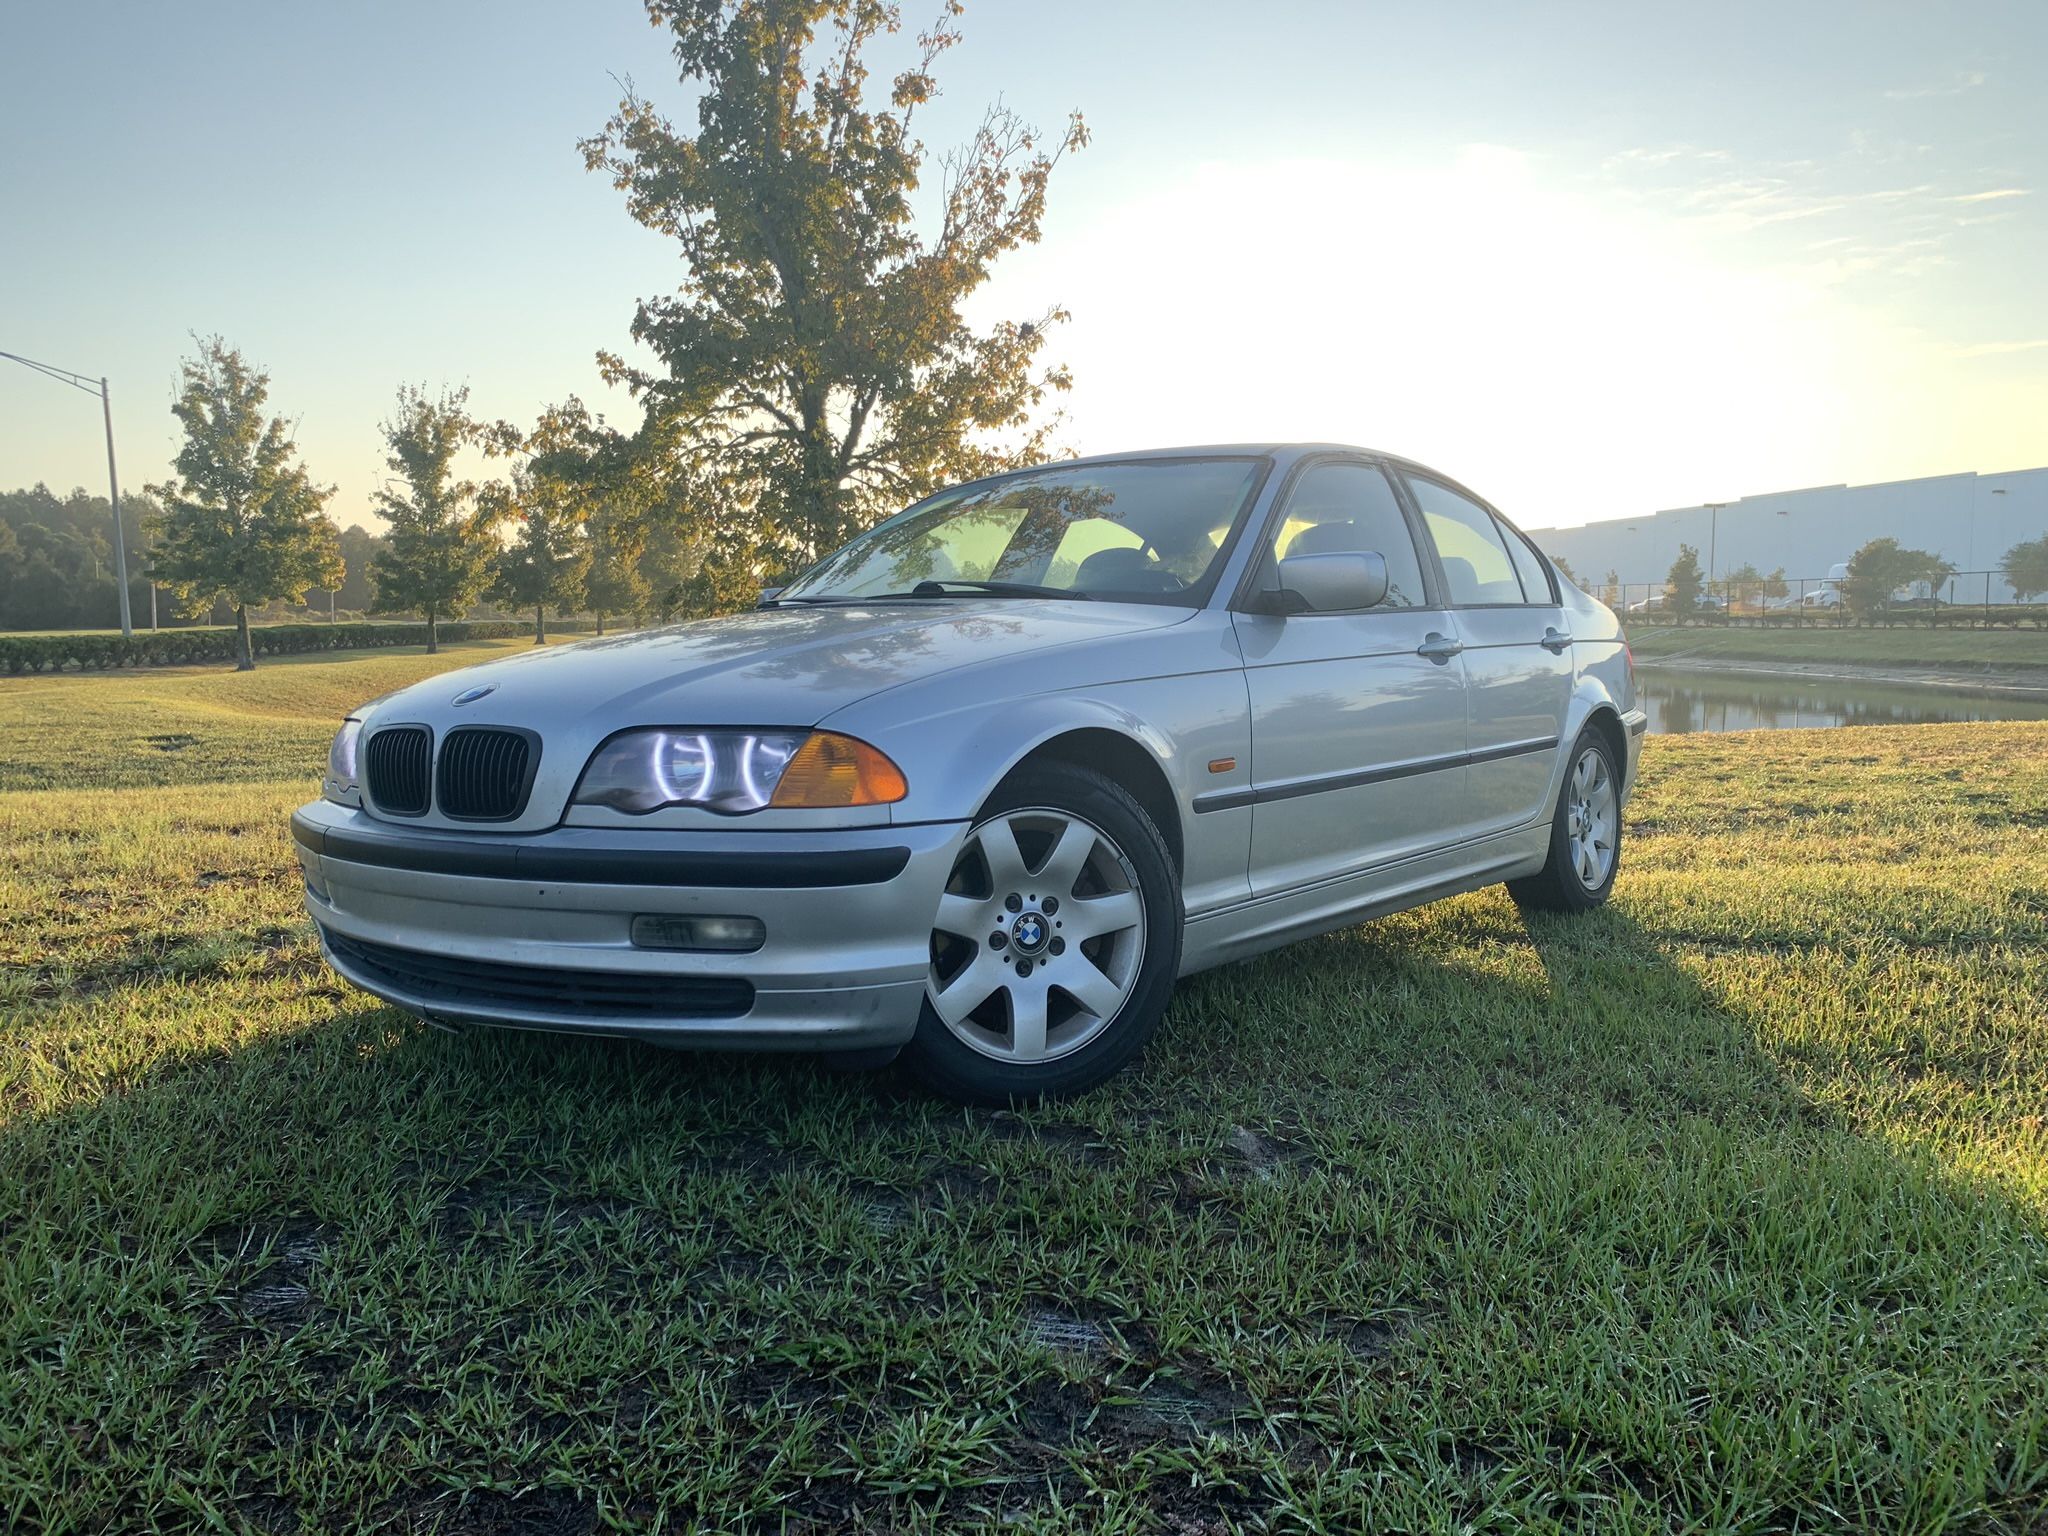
[1585,570,2047,627]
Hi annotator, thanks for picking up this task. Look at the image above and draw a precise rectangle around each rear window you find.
[1408,478,1525,605]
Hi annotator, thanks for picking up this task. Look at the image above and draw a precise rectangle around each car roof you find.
[1046,441,1473,482]
[1027,442,1492,510]
[1053,442,1391,467]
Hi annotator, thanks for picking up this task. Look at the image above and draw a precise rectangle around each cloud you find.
[1884,70,1987,100]
[1597,144,2037,286]
[1954,339,2048,358]
[1604,144,1731,171]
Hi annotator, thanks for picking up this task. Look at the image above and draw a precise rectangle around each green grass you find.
[3,655,2047,1532]
[0,641,532,792]
[1626,624,2048,672]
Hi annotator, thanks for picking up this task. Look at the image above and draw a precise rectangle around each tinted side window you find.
[1497,518,1554,603]
[1408,478,1524,605]
[1269,462,1427,609]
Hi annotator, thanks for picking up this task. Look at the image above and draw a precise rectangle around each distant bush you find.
[0,620,594,675]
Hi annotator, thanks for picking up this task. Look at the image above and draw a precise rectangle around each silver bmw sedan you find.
[295,444,1644,1101]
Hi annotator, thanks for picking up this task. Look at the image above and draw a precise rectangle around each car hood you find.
[361,600,1194,737]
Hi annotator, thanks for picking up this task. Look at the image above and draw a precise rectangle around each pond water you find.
[1635,667,2048,734]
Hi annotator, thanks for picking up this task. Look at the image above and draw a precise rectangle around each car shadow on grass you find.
[3,896,2044,1533]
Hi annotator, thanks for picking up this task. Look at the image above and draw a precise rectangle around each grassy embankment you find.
[1626,624,2048,673]
[2,648,2046,1532]
[0,640,529,792]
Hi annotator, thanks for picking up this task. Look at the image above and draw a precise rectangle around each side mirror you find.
[1270,551,1389,614]
[756,586,786,607]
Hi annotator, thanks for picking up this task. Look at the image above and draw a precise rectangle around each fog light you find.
[630,914,766,953]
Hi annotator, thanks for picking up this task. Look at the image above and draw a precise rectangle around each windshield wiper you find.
[764,593,942,607]
[904,579,1092,600]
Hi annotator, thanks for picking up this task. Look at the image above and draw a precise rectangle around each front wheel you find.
[1508,727,1622,913]
[903,762,1181,1104]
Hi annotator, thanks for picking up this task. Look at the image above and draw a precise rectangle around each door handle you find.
[1417,632,1463,662]
[1540,627,1573,654]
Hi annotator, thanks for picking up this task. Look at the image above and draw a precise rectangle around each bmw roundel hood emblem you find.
[451,684,497,707]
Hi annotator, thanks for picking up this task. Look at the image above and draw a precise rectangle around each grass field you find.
[1625,624,2048,672]
[3,652,2046,1533]
[0,641,531,792]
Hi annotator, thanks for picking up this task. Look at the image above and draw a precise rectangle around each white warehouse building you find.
[1527,466,2048,601]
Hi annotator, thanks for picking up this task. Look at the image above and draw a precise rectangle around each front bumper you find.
[292,800,966,1050]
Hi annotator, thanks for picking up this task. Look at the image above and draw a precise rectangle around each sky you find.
[3,0,2045,533]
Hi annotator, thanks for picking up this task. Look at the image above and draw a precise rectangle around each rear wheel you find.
[904,762,1181,1104]
[1508,727,1621,913]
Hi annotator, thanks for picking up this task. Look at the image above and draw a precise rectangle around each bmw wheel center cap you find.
[1011,912,1048,953]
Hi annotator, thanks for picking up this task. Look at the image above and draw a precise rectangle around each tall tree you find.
[581,0,1086,573]
[146,339,341,669]
[2001,533,2048,602]
[368,385,503,652]
[1842,538,1954,620]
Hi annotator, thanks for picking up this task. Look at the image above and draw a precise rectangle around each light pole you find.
[1,349,134,637]
[1703,502,1728,586]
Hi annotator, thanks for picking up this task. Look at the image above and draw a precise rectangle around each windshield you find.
[778,457,1269,606]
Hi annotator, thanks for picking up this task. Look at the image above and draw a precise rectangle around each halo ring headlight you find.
[571,730,905,815]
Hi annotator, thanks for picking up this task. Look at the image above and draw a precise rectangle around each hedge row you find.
[0,620,594,675]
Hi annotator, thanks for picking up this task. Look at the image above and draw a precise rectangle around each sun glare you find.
[990,147,2046,526]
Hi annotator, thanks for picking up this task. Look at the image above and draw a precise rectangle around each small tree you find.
[1551,554,1580,585]
[635,520,695,623]
[1602,569,1621,607]
[1722,560,1762,611]
[633,518,762,622]
[368,385,504,653]
[1842,538,1955,620]
[147,339,341,669]
[2002,533,2048,602]
[585,498,651,633]
[582,0,1086,573]
[335,525,383,614]
[490,474,590,644]
[490,403,595,643]
[1665,544,1704,618]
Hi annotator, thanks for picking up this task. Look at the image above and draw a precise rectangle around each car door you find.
[1229,458,1471,897]
[1401,473,1574,838]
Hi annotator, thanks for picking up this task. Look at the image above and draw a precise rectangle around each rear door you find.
[1230,458,1471,896]
[1401,473,1574,838]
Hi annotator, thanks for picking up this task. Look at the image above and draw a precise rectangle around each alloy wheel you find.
[1565,746,1617,890]
[927,807,1147,1064]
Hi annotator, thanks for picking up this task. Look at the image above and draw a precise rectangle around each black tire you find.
[903,761,1182,1104]
[1507,725,1622,914]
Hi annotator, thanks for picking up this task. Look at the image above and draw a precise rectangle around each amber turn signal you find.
[769,732,908,808]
